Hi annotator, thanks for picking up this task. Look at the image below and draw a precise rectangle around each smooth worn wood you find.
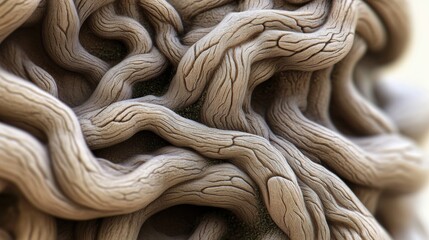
[0,0,427,239]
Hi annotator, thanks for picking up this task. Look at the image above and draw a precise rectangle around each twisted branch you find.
[0,0,427,239]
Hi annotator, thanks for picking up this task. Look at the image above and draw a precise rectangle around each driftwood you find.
[0,0,428,239]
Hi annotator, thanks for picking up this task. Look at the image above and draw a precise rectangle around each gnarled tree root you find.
[0,0,428,239]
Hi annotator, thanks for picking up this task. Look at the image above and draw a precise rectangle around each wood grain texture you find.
[0,0,427,239]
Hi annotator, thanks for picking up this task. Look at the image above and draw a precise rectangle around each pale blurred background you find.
[383,0,429,230]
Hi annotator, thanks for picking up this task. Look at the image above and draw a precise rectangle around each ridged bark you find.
[0,0,428,239]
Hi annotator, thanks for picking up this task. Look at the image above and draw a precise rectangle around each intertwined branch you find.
[0,0,428,239]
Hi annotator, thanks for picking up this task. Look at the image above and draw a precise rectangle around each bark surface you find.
[0,0,428,239]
